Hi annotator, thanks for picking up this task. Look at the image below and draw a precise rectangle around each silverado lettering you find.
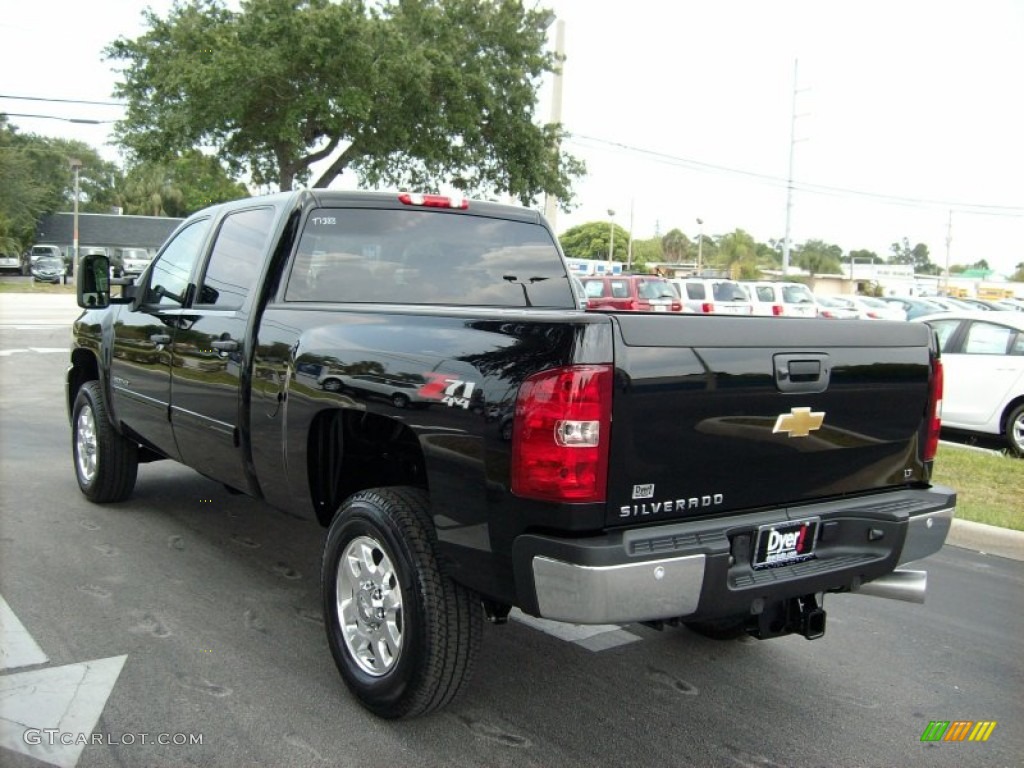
[67,190,955,720]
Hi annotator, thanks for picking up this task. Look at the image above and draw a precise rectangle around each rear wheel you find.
[1006,403,1024,457]
[322,487,481,718]
[72,381,138,502]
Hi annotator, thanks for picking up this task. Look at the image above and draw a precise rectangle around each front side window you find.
[583,280,607,298]
[145,219,211,306]
[196,207,274,309]
[286,208,572,308]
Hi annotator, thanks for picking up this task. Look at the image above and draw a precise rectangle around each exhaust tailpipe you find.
[853,569,927,604]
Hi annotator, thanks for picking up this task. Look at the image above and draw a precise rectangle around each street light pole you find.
[69,158,82,284]
[607,209,615,262]
[696,218,703,274]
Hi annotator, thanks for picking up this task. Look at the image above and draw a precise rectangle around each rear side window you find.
[755,286,775,302]
[583,280,607,298]
[196,207,274,309]
[609,280,630,299]
[286,208,572,308]
[685,282,705,300]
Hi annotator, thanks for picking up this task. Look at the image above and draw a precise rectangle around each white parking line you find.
[0,594,127,768]
[0,595,49,670]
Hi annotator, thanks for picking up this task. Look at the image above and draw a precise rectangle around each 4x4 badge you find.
[773,407,825,438]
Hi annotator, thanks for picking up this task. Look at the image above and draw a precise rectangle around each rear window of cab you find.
[285,209,574,309]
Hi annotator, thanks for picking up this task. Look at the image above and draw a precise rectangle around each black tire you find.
[322,487,482,718]
[391,393,410,409]
[72,381,139,502]
[322,378,342,392]
[683,617,749,640]
[1006,403,1024,457]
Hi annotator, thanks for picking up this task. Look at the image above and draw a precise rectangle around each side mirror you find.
[77,253,111,309]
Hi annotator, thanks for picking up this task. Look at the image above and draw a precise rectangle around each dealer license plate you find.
[753,518,820,569]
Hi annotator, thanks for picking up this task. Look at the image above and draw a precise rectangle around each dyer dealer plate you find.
[753,517,820,569]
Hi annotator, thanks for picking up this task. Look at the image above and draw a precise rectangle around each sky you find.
[2,0,1023,275]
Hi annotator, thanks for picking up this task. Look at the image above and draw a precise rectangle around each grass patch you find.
[0,278,75,294]
[932,444,1024,531]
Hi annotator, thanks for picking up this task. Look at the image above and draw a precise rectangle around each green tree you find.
[630,237,663,269]
[716,229,758,279]
[0,117,123,252]
[794,238,843,276]
[1011,262,1024,282]
[107,0,583,206]
[889,237,938,273]
[116,151,249,217]
[559,221,628,261]
[660,228,690,261]
[845,248,882,264]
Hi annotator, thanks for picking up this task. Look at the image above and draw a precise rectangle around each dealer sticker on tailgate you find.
[753,518,820,568]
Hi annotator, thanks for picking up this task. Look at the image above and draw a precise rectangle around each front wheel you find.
[72,381,138,502]
[322,487,481,718]
[1006,403,1024,457]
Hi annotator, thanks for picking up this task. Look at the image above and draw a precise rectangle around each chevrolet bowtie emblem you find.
[773,407,825,438]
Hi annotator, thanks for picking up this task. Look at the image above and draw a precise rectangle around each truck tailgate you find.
[607,314,935,526]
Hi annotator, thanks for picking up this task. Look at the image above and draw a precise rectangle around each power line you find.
[567,133,1024,218]
[3,112,114,125]
[0,94,125,107]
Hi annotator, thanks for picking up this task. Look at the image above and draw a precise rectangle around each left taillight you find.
[924,355,943,462]
[511,365,613,503]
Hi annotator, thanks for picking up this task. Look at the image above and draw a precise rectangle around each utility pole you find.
[782,59,808,276]
[627,198,634,271]
[69,157,82,285]
[696,218,703,274]
[543,19,565,230]
[607,209,615,261]
[944,210,952,295]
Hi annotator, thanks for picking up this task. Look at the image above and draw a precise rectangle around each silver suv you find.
[670,278,753,315]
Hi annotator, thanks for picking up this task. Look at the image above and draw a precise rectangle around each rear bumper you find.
[513,486,955,624]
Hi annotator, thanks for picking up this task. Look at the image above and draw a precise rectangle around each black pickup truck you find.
[69,191,955,718]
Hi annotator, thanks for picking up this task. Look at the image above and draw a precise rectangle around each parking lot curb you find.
[946,518,1024,562]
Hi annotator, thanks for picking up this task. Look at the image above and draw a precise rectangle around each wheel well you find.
[68,349,100,417]
[1002,395,1024,434]
[307,408,427,528]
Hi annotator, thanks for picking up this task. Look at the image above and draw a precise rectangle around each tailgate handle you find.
[788,360,821,381]
[775,354,830,393]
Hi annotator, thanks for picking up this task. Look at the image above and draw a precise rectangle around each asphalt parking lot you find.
[1,294,1022,767]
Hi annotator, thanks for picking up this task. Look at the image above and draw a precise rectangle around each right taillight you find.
[701,302,714,314]
[924,355,943,462]
[511,365,613,503]
[772,304,784,316]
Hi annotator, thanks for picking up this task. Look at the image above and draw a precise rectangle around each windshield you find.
[713,282,749,302]
[782,284,815,304]
[637,279,675,300]
[287,208,573,308]
[35,257,62,268]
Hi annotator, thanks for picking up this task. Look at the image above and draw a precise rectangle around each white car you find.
[814,295,860,319]
[835,295,907,321]
[915,311,1024,456]
[669,277,753,315]
[743,281,818,317]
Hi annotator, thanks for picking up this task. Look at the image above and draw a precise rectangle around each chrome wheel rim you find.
[336,535,404,676]
[1012,412,1024,453]
[75,404,98,485]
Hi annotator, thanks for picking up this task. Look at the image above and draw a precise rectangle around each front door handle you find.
[211,339,239,352]
[150,333,171,344]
